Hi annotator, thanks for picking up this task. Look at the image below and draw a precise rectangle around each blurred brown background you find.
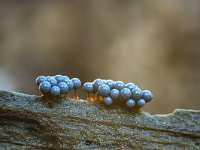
[0,0,200,114]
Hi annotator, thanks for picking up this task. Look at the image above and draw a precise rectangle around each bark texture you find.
[0,90,199,150]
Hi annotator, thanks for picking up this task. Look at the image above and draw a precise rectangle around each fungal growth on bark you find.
[36,75,153,111]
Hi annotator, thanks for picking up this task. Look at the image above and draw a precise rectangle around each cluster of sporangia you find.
[36,75,153,109]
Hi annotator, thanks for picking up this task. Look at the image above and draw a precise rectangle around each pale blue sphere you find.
[49,78,57,86]
[126,99,136,108]
[93,79,104,91]
[65,79,74,90]
[105,79,115,89]
[83,82,94,93]
[58,82,69,94]
[102,79,107,84]
[120,88,132,100]
[115,81,124,90]
[137,99,146,107]
[46,76,52,82]
[39,81,51,93]
[36,76,46,86]
[71,78,81,89]
[110,89,120,99]
[55,75,63,83]
[125,83,136,91]
[104,96,113,105]
[132,87,142,100]
[98,84,110,97]
[142,90,153,102]
[50,86,60,96]
[62,76,70,82]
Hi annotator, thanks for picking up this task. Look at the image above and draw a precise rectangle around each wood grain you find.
[0,90,199,149]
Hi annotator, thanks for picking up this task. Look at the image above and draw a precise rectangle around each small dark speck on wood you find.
[0,90,199,150]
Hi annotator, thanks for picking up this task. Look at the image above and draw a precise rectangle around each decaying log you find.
[0,90,199,149]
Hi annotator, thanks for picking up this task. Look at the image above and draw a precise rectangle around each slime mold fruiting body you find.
[71,78,81,100]
[36,75,81,100]
[83,79,154,110]
[83,82,94,102]
[36,75,153,110]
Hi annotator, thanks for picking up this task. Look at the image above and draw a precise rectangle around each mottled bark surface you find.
[0,90,199,150]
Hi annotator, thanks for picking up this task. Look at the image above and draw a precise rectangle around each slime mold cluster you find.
[36,75,81,100]
[36,75,153,110]
[83,79,153,109]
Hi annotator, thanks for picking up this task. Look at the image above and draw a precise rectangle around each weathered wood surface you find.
[0,90,199,150]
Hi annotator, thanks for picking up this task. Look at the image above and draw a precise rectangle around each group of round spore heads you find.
[36,75,153,109]
[36,75,81,99]
[83,79,153,109]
